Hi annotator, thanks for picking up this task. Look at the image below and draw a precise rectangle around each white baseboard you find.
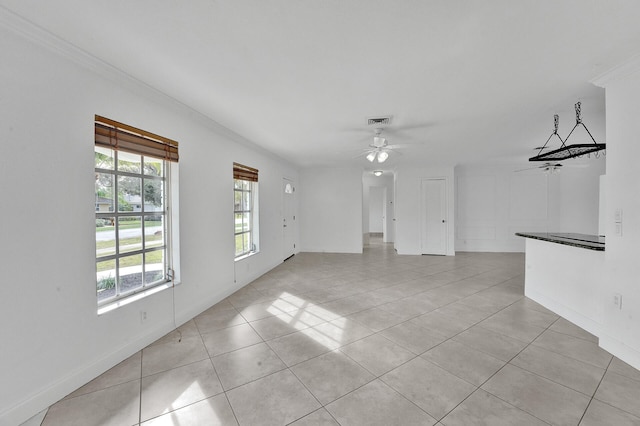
[174,281,246,326]
[2,318,173,426]
[298,246,363,254]
[525,288,603,338]
[4,262,276,426]
[599,334,640,371]
[522,288,640,370]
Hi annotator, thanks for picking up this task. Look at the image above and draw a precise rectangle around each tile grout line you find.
[387,294,555,423]
[576,355,614,426]
[453,316,574,425]
[52,250,614,425]
[138,348,143,425]
[196,255,526,423]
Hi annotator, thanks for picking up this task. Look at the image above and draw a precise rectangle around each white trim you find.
[97,283,172,315]
[599,334,640,371]
[525,287,603,338]
[591,53,640,88]
[95,149,175,311]
[1,272,244,426]
[0,317,173,426]
[234,179,259,259]
[234,251,259,262]
[0,5,291,166]
[169,162,181,284]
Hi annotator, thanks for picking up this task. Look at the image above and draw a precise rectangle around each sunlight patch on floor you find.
[271,292,344,349]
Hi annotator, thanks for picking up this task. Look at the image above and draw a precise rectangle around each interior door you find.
[421,178,447,255]
[283,178,296,260]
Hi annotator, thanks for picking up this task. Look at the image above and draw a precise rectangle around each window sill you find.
[97,282,175,315]
[234,251,259,262]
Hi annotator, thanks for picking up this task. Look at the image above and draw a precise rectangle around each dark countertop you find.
[515,232,605,251]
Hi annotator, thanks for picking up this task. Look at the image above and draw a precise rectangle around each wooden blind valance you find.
[95,115,179,162]
[233,162,259,182]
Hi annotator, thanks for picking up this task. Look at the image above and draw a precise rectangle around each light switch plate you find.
[614,293,623,309]
[615,223,623,236]
[615,208,623,223]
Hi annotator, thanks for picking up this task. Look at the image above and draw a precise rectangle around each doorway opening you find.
[362,172,395,249]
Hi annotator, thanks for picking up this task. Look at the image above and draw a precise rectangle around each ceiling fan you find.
[515,162,564,173]
[358,128,403,163]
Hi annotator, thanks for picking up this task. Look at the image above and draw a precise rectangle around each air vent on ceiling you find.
[367,116,392,126]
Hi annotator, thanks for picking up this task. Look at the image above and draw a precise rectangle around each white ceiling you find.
[3,0,640,170]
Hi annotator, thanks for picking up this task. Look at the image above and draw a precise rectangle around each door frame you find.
[282,177,296,261]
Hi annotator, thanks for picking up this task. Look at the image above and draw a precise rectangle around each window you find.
[233,162,259,258]
[95,116,179,308]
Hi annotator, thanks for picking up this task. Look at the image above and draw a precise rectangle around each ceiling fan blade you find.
[352,151,373,158]
[514,162,564,172]
[384,148,403,156]
[562,163,589,168]
[514,166,542,172]
[384,122,433,133]
[386,143,426,149]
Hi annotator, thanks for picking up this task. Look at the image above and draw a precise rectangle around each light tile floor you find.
[36,238,640,425]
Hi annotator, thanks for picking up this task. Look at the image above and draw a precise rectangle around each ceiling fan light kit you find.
[530,102,606,162]
[365,150,389,163]
[362,127,395,163]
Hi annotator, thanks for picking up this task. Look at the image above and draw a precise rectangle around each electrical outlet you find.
[140,311,148,323]
[613,294,623,310]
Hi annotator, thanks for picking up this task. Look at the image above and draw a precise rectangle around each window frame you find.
[95,116,179,312]
[233,162,259,259]
[234,178,258,258]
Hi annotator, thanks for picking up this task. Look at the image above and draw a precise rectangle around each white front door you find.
[421,178,447,255]
[283,178,296,260]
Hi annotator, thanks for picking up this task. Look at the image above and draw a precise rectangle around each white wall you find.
[455,160,604,252]
[299,168,363,253]
[395,166,455,255]
[594,63,640,369]
[362,175,370,245]
[557,158,606,234]
[524,239,605,337]
[0,23,298,425]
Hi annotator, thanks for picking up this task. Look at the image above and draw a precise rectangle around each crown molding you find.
[0,5,295,167]
[591,53,640,88]
[0,5,135,86]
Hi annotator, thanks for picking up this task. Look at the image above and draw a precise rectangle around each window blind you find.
[95,115,179,162]
[233,162,259,182]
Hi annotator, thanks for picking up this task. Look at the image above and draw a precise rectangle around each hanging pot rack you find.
[529,102,606,162]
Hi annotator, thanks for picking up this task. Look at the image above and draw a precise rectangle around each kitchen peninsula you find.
[516,232,605,339]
